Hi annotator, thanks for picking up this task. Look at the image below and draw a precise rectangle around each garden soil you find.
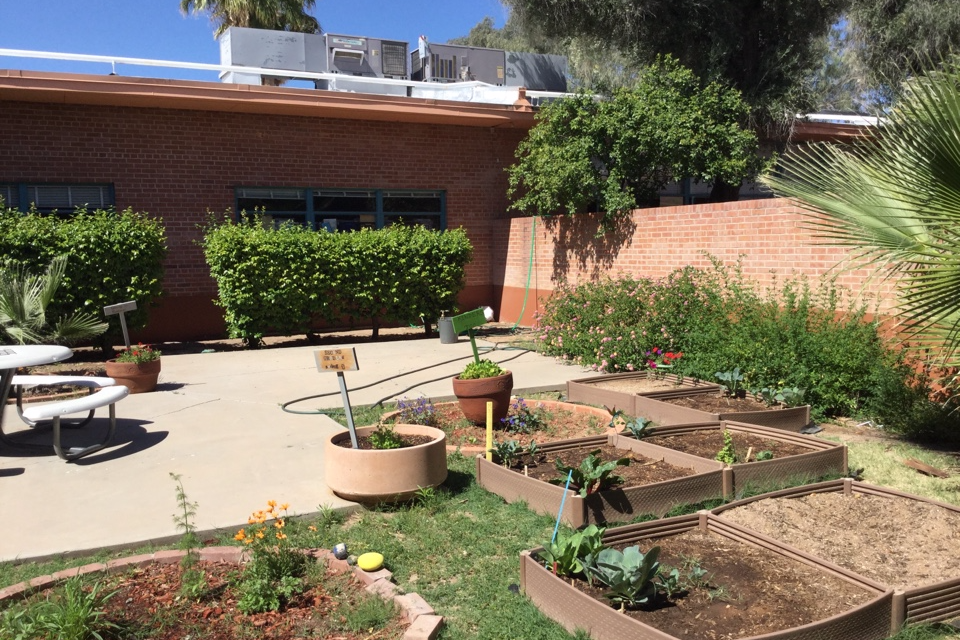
[719,492,960,590]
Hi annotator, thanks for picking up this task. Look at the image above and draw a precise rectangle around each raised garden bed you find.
[713,478,960,628]
[520,512,893,640]
[618,421,848,497]
[567,372,722,415]
[475,434,725,527]
[633,392,811,432]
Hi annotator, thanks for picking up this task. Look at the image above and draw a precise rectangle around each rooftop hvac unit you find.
[411,43,505,85]
[318,33,409,96]
[505,51,568,92]
[219,26,326,85]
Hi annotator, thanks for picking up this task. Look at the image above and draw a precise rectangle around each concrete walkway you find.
[0,336,591,563]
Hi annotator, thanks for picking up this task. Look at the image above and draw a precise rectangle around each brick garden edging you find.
[0,547,444,640]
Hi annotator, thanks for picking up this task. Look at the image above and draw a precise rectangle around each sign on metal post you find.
[449,307,489,364]
[315,348,360,449]
[103,300,137,349]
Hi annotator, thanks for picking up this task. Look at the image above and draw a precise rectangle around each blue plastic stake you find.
[551,470,574,544]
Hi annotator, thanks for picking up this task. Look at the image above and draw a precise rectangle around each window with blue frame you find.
[0,183,115,214]
[235,187,445,231]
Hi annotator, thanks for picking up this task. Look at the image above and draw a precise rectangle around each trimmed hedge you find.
[0,207,167,341]
[202,218,473,347]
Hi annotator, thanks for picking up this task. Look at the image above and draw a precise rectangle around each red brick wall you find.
[0,101,524,339]
[493,199,899,326]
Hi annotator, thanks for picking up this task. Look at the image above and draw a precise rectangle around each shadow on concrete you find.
[0,419,167,464]
[0,466,25,477]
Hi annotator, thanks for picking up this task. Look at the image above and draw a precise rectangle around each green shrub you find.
[0,207,166,345]
[202,216,472,347]
[534,259,954,435]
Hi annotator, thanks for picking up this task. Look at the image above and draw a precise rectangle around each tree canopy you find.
[180,0,320,38]
[502,0,846,127]
[846,0,960,108]
[507,57,764,224]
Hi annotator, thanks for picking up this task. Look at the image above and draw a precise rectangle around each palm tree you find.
[180,0,320,38]
[762,55,960,370]
[0,256,108,345]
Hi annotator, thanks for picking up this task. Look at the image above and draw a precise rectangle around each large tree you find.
[180,0,320,37]
[508,57,764,223]
[503,0,846,132]
[846,0,960,108]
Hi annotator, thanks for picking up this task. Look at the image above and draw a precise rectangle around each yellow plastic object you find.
[357,552,384,572]
[486,401,493,462]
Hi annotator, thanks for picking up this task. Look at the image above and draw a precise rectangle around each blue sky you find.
[0,1,507,82]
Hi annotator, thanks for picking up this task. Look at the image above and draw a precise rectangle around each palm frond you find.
[762,55,960,369]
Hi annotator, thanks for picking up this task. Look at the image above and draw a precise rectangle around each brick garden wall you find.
[493,198,899,326]
[0,100,526,340]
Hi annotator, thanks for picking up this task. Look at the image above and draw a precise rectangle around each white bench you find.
[8,379,129,461]
[12,375,117,428]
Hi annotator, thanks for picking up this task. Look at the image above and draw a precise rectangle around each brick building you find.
[0,70,535,341]
[1,69,889,342]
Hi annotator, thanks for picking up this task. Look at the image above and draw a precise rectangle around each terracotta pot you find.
[104,358,161,394]
[452,370,514,424]
[325,425,448,503]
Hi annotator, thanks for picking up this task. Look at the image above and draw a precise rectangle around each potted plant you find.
[452,358,514,424]
[105,343,161,393]
[325,422,448,503]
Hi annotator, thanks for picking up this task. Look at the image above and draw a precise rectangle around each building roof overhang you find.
[0,69,538,129]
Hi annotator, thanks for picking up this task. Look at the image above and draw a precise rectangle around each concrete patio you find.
[0,335,591,563]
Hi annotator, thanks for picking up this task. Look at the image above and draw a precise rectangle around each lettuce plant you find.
[587,545,662,611]
[550,449,630,496]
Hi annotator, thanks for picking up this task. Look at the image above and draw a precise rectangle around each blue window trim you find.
[234,186,446,230]
[0,182,115,213]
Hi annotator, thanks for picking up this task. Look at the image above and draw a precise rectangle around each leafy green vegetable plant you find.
[460,359,506,380]
[623,416,652,439]
[490,439,523,467]
[550,449,631,496]
[587,545,662,611]
[539,524,606,580]
[715,368,744,397]
[715,430,737,464]
[369,423,405,450]
[755,386,806,407]
[754,450,774,461]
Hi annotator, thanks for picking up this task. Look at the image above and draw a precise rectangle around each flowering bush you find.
[532,258,945,433]
[114,343,161,364]
[233,501,309,614]
[396,396,438,427]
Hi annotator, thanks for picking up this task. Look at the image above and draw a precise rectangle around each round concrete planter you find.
[452,370,513,424]
[325,425,448,503]
[104,358,161,394]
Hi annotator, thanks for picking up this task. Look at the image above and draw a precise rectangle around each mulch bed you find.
[7,560,406,640]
